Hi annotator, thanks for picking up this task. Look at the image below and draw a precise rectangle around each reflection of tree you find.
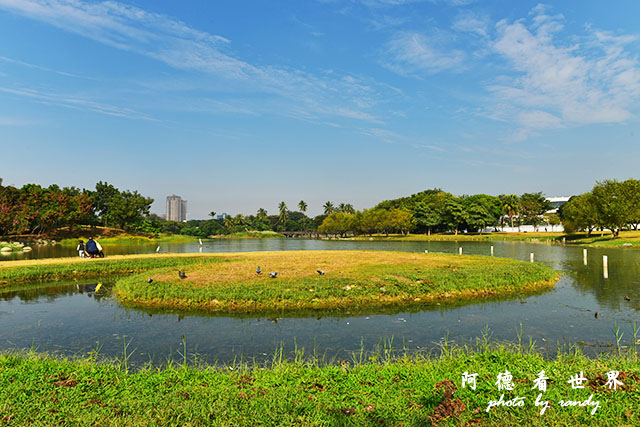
[568,252,640,311]
[0,282,111,302]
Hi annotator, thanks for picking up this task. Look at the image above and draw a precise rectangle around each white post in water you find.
[583,249,588,266]
[490,246,494,256]
[603,255,609,279]
[530,253,534,263]
[459,247,463,255]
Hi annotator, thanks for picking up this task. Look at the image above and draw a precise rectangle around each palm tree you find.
[338,203,355,214]
[257,208,268,220]
[501,194,520,230]
[298,200,307,213]
[323,201,335,215]
[278,201,288,230]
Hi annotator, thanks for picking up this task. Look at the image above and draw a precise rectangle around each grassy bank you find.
[114,250,558,313]
[0,254,225,285]
[562,230,640,249]
[59,233,198,246]
[350,232,565,243]
[1,343,638,426]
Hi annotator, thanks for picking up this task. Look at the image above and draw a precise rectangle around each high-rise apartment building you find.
[166,195,188,222]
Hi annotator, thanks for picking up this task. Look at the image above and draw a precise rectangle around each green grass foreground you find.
[114,251,557,313]
[1,344,638,426]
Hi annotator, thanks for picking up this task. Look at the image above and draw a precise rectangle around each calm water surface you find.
[1,239,639,366]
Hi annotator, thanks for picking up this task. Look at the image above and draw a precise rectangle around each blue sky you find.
[1,0,639,218]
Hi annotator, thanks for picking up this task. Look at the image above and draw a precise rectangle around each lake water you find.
[1,239,639,366]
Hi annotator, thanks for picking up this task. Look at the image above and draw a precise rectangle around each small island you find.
[113,250,558,313]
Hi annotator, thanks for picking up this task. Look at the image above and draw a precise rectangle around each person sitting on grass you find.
[95,239,105,258]
[76,240,85,258]
[85,237,100,258]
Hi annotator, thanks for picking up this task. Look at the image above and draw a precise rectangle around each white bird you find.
[156,246,160,253]
[269,272,278,278]
[317,270,325,275]
[199,238,203,247]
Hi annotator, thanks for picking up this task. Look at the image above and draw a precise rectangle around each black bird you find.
[269,272,278,279]
[256,266,262,275]
[317,270,325,275]
[178,270,187,279]
[147,278,153,283]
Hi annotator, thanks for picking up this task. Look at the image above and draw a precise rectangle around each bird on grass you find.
[178,270,187,279]
[317,270,325,275]
[147,278,153,283]
[256,266,261,275]
[269,272,278,279]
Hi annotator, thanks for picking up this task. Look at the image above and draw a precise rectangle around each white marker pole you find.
[459,247,463,255]
[603,255,609,279]
[490,246,494,256]
[583,249,588,266]
[530,253,534,263]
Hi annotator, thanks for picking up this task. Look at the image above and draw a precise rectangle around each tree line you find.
[6,176,635,238]
[0,179,152,235]
[560,179,640,237]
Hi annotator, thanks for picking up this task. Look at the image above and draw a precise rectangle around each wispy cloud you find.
[489,5,640,138]
[0,86,157,120]
[0,55,95,79]
[0,0,393,125]
[381,32,466,75]
[0,116,40,126]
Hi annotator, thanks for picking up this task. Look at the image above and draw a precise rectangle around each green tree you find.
[278,201,288,230]
[338,203,355,214]
[520,193,552,227]
[592,180,632,237]
[559,193,598,235]
[323,201,335,215]
[500,194,520,230]
[441,198,467,235]
[297,200,307,213]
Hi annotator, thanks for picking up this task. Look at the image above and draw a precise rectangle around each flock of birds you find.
[146,266,326,284]
[255,266,324,278]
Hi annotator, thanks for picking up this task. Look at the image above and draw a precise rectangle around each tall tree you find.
[256,208,268,220]
[297,200,307,213]
[278,201,288,229]
[500,194,520,229]
[592,180,632,237]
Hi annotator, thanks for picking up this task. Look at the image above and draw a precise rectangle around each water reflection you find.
[1,240,639,366]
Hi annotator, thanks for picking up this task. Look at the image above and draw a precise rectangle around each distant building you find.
[216,213,229,220]
[166,195,188,222]
[546,196,571,214]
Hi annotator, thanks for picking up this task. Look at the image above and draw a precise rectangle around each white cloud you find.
[382,32,465,75]
[452,11,489,38]
[488,5,640,137]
